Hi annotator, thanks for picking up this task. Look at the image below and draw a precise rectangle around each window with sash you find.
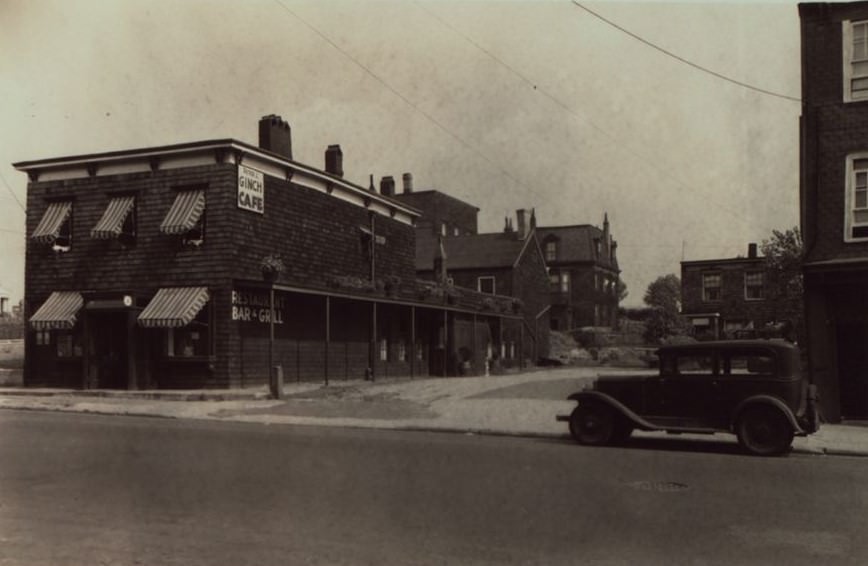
[702,273,721,302]
[847,155,868,241]
[844,20,868,102]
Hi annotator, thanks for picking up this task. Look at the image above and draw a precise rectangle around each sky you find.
[0,0,804,308]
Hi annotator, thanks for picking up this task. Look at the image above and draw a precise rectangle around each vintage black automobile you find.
[558,340,821,456]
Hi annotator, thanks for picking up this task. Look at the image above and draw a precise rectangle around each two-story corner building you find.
[800,2,868,421]
[535,214,620,330]
[415,209,551,367]
[680,243,781,340]
[14,115,521,390]
[390,182,479,238]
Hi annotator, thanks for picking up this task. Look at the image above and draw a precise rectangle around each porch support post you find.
[410,306,416,379]
[472,313,478,375]
[325,296,330,386]
[126,308,137,390]
[443,309,449,377]
[370,301,377,381]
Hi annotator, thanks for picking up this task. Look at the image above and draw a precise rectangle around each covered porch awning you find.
[138,287,209,328]
[29,291,84,330]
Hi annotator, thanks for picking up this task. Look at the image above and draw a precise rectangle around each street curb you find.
[0,389,268,402]
[3,401,866,457]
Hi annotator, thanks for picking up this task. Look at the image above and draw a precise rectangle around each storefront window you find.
[56,331,82,358]
[166,307,211,358]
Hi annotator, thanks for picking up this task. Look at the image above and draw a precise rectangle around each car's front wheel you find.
[736,405,794,456]
[569,403,616,445]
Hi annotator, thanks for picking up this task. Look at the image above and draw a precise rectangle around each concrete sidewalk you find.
[1,366,866,457]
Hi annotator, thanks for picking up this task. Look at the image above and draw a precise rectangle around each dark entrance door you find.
[836,322,868,418]
[89,312,129,389]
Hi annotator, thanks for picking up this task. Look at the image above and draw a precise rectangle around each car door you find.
[660,349,720,425]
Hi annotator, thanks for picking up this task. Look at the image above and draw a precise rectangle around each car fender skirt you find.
[733,396,804,435]
[569,391,656,430]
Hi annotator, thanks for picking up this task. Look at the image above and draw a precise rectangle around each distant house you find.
[680,243,779,340]
[388,180,479,238]
[415,209,551,366]
[800,2,868,421]
[536,214,621,330]
[0,286,9,317]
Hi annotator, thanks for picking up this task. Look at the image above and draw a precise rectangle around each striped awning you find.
[160,190,205,235]
[29,291,84,330]
[31,201,72,244]
[138,287,209,328]
[91,195,135,239]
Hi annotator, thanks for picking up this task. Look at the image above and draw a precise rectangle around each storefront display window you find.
[165,307,211,358]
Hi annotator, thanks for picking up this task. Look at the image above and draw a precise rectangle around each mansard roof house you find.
[536,215,621,330]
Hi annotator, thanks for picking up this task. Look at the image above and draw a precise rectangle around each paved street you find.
[1,410,866,566]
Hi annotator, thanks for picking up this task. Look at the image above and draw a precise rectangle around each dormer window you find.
[545,240,557,262]
[32,200,73,252]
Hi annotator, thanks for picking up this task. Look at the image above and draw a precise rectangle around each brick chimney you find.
[516,209,529,240]
[380,176,395,197]
[402,172,413,193]
[258,115,292,160]
[748,242,758,258]
[325,145,343,177]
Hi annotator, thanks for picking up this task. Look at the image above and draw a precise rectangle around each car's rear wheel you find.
[569,403,615,445]
[736,405,794,456]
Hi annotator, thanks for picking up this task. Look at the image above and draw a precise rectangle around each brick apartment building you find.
[14,115,521,389]
[536,214,621,330]
[681,243,778,339]
[390,183,478,238]
[800,1,868,420]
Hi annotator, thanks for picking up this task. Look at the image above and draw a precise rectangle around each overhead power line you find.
[270,0,541,199]
[571,1,801,103]
[415,1,754,223]
[0,170,25,213]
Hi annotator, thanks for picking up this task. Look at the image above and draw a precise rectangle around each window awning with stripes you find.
[160,190,205,235]
[137,287,209,328]
[91,195,135,239]
[31,201,72,244]
[29,291,84,330]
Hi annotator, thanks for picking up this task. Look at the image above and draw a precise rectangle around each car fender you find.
[732,395,804,435]
[567,390,657,431]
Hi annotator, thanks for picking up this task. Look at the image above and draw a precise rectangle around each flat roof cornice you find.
[13,139,421,221]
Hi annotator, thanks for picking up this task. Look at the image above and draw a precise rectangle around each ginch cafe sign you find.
[238,164,265,214]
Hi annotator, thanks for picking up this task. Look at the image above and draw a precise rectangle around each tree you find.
[760,227,804,343]
[642,274,690,344]
[616,279,629,303]
[643,273,681,313]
